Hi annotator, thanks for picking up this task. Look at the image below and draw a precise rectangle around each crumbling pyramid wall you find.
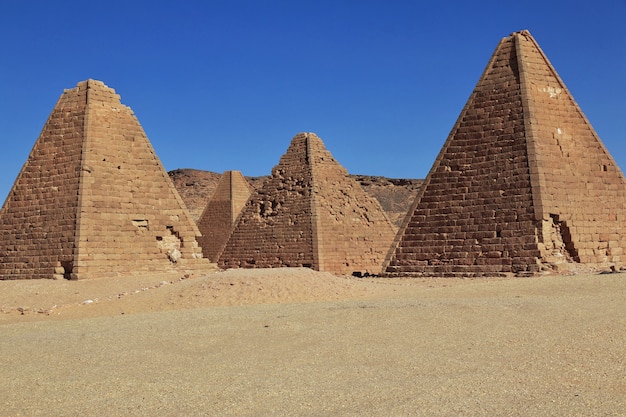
[0,80,206,280]
[218,134,317,269]
[196,171,252,262]
[384,31,626,277]
[219,132,397,275]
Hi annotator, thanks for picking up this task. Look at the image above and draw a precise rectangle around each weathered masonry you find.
[219,132,397,275]
[384,30,626,277]
[0,80,206,280]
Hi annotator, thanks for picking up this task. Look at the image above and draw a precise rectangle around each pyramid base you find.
[383,271,513,278]
[383,258,624,278]
[66,259,217,281]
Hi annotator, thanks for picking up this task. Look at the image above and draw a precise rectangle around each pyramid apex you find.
[64,79,115,94]
[293,132,321,139]
[288,132,326,149]
[223,169,243,175]
[509,29,533,39]
[85,78,108,88]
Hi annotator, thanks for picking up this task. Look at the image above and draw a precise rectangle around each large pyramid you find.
[0,79,206,280]
[384,30,626,277]
[196,170,252,262]
[218,132,397,275]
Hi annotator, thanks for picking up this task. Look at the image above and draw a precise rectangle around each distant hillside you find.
[169,168,423,228]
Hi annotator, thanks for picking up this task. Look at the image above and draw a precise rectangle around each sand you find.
[1,268,624,416]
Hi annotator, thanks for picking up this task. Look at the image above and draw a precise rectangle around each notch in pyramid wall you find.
[196,170,253,262]
[0,79,208,280]
[384,30,626,277]
[218,132,397,275]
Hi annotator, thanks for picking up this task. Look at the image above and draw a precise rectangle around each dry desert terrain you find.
[1,268,624,416]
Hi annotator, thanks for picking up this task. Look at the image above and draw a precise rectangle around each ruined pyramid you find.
[384,30,626,277]
[196,170,252,262]
[218,132,397,275]
[0,79,206,280]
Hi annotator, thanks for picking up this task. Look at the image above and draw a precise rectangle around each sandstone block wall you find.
[0,84,86,279]
[385,34,539,276]
[516,32,626,266]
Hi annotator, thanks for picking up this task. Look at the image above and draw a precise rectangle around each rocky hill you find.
[169,169,423,228]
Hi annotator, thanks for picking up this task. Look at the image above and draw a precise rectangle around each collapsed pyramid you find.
[384,30,626,277]
[0,79,205,280]
[218,132,397,275]
[196,170,252,262]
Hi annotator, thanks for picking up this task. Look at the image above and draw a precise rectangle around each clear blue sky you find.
[1,0,625,202]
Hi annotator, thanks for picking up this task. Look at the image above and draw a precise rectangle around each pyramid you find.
[384,30,626,277]
[196,170,252,262]
[0,79,206,280]
[218,132,397,275]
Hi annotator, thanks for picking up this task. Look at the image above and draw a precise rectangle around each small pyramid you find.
[196,170,253,262]
[0,80,206,280]
[384,30,626,277]
[218,132,397,275]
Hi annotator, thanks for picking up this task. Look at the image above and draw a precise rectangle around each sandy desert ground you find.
[1,268,624,416]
